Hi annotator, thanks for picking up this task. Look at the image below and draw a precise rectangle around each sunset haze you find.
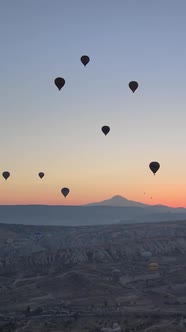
[0,0,186,206]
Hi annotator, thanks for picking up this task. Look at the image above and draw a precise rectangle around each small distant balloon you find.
[102,126,110,136]
[141,251,152,259]
[2,171,10,180]
[38,172,44,179]
[81,55,90,66]
[149,262,159,272]
[129,81,138,93]
[61,187,70,197]
[149,161,160,175]
[54,77,65,91]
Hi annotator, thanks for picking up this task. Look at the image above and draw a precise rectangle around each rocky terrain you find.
[1,221,186,331]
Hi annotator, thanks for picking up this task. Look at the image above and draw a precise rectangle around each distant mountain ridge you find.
[84,195,170,208]
[0,195,185,226]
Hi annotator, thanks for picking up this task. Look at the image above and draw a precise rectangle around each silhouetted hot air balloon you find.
[61,187,70,197]
[2,171,10,180]
[38,172,44,179]
[102,126,110,136]
[129,81,138,93]
[81,55,90,66]
[54,77,65,91]
[149,161,160,175]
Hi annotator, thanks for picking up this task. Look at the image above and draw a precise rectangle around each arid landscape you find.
[1,220,186,331]
[1,0,186,330]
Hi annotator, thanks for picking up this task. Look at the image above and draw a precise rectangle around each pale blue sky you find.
[0,0,186,205]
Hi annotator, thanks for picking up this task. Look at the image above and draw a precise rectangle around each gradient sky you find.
[0,0,186,206]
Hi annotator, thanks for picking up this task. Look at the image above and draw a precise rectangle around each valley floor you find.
[1,221,186,331]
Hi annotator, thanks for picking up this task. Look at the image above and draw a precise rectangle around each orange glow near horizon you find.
[0,176,186,208]
[1,2,186,211]
[0,195,185,208]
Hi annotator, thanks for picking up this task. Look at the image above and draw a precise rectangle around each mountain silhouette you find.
[0,199,185,226]
[84,195,152,208]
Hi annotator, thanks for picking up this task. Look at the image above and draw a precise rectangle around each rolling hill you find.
[0,195,185,226]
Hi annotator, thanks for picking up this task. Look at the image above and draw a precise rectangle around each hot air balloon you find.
[141,251,152,260]
[54,77,65,91]
[102,126,110,136]
[2,171,10,180]
[61,187,70,197]
[112,269,121,281]
[149,262,159,272]
[149,161,160,175]
[129,81,138,93]
[38,172,44,179]
[81,55,90,66]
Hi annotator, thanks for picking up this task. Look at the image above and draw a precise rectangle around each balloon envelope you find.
[81,55,90,66]
[149,263,159,271]
[102,126,110,136]
[61,187,70,197]
[129,81,138,93]
[38,172,44,179]
[141,251,152,259]
[54,77,65,91]
[2,171,10,180]
[149,161,160,175]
